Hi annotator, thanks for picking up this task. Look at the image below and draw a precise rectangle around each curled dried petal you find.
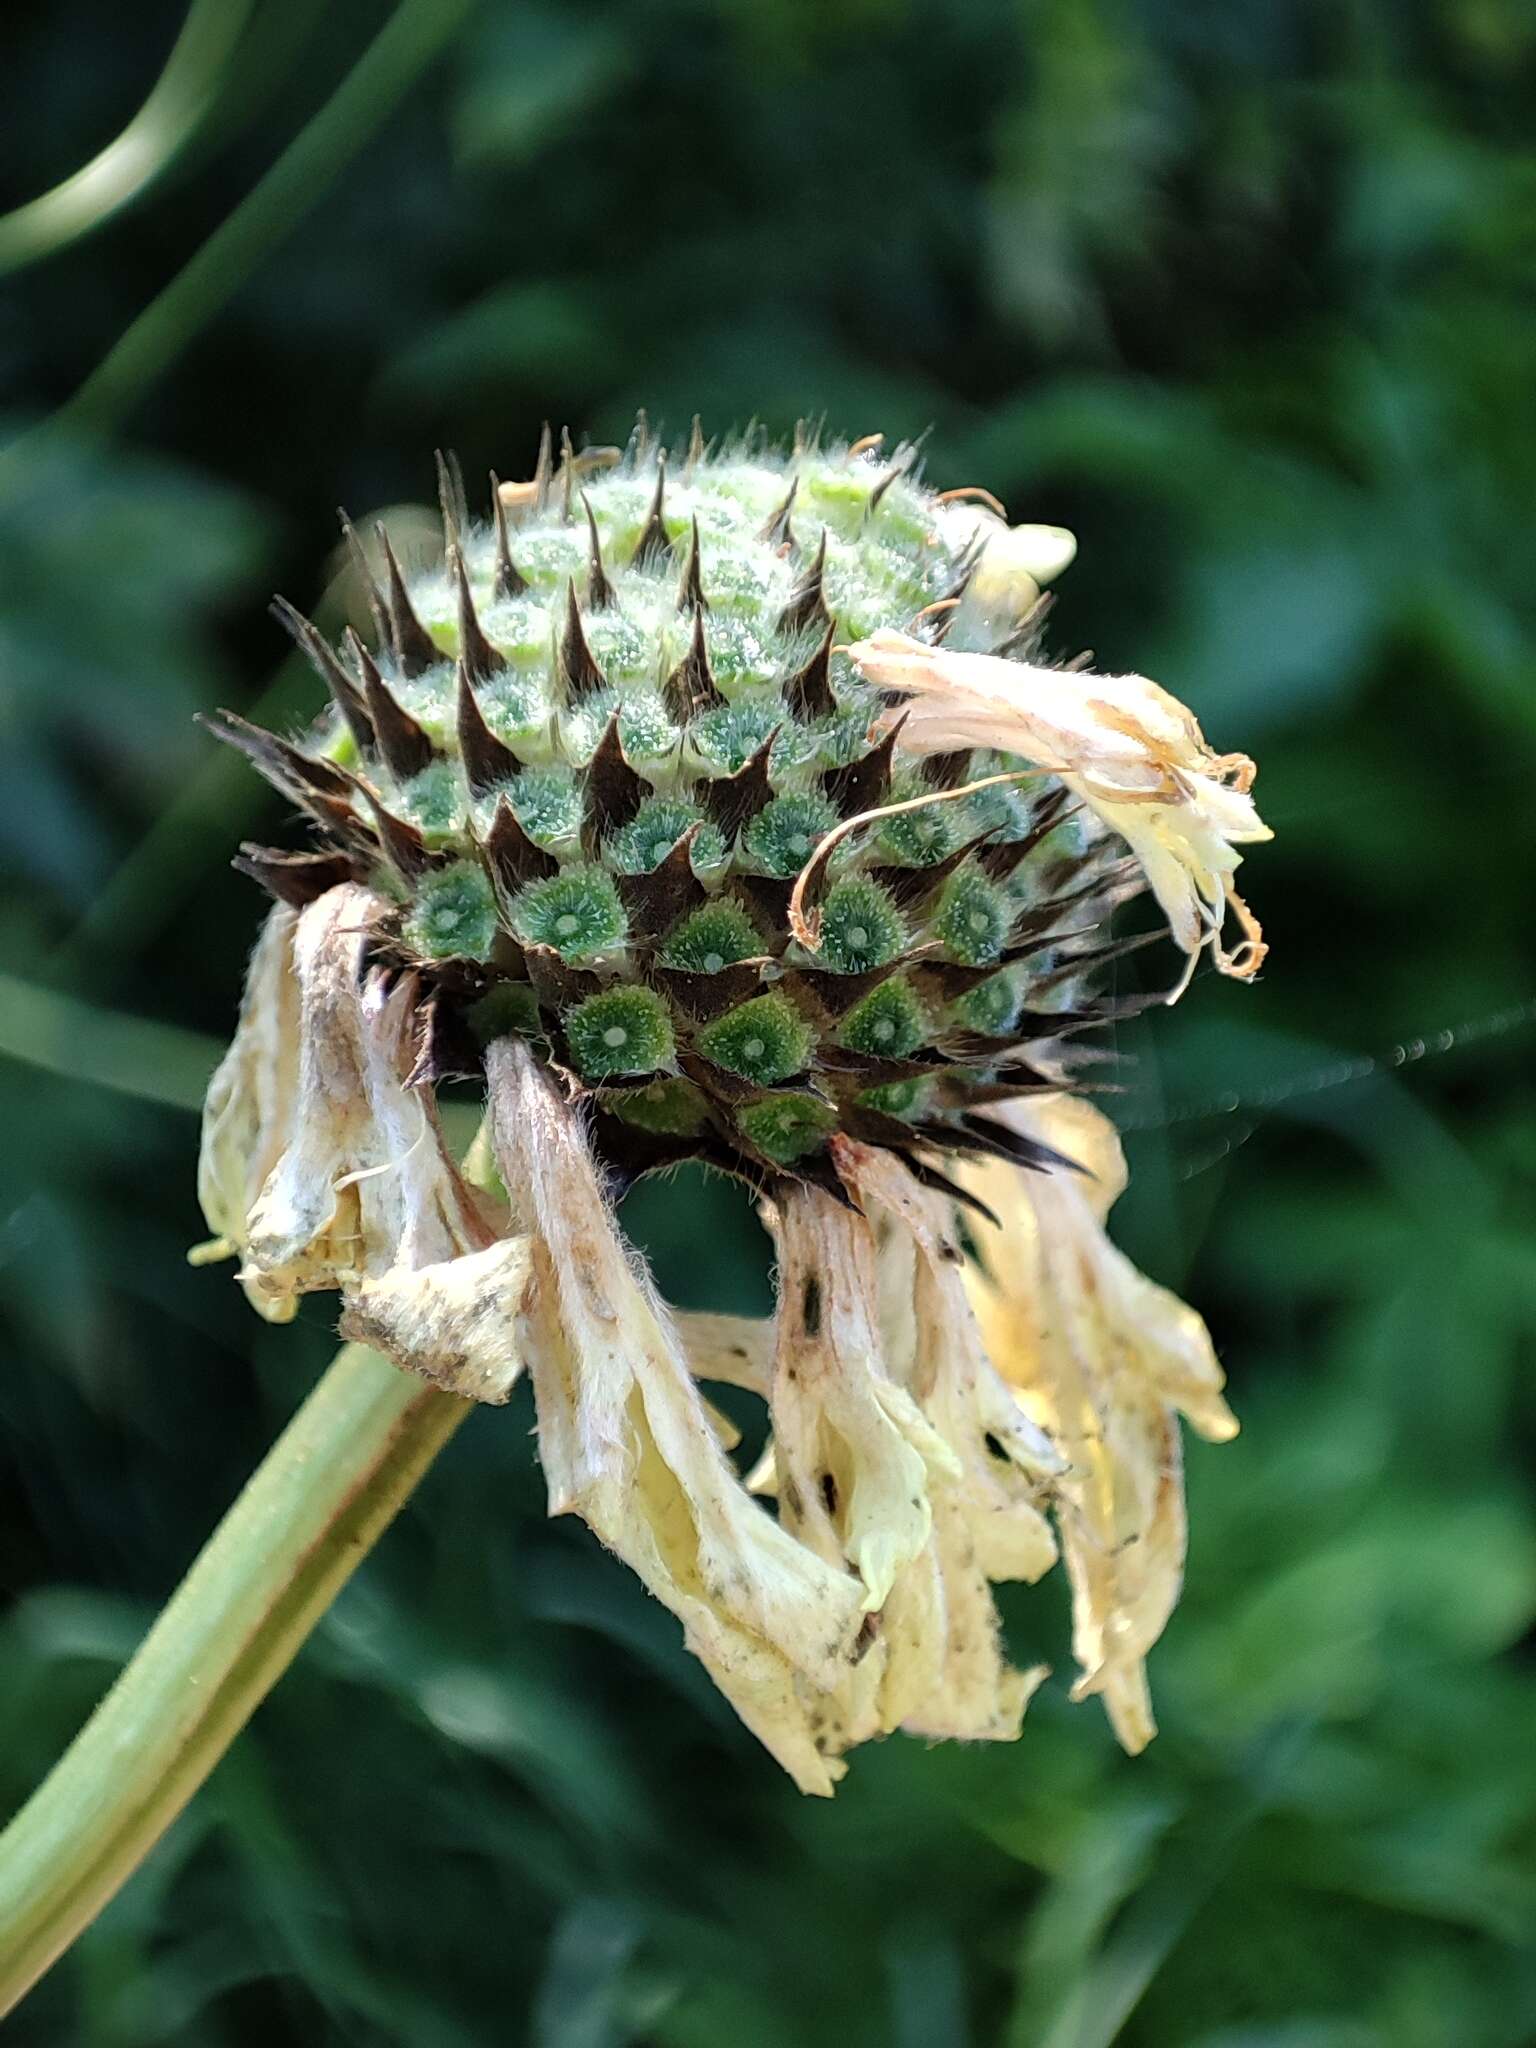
[486,1036,865,1795]
[957,1094,1237,1751]
[844,630,1271,990]
[197,885,503,1357]
[835,1140,1059,1739]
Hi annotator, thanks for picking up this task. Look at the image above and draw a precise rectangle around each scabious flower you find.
[196,424,1265,1786]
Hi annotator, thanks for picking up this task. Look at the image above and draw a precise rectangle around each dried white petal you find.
[766,1185,959,1613]
[198,886,504,1342]
[486,1037,864,1796]
[195,904,301,1308]
[844,630,1271,989]
[957,1094,1237,1751]
[341,1236,534,1404]
[835,1140,1059,1740]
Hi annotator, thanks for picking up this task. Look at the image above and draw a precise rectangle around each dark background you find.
[3,2,1535,2042]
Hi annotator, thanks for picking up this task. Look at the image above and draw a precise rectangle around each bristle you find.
[701,732,776,840]
[338,510,390,645]
[533,424,554,512]
[489,473,530,596]
[233,843,358,908]
[920,748,974,792]
[759,478,798,552]
[559,584,608,703]
[484,795,559,894]
[866,461,905,518]
[270,597,374,753]
[343,627,434,779]
[663,607,724,720]
[822,715,903,818]
[456,661,518,795]
[783,618,837,720]
[559,427,576,523]
[616,827,706,937]
[451,547,506,683]
[581,713,647,851]
[676,516,709,615]
[435,449,467,551]
[356,786,440,882]
[778,528,830,636]
[630,458,670,568]
[686,414,705,479]
[651,959,767,1022]
[199,710,354,818]
[376,526,441,677]
[582,493,617,610]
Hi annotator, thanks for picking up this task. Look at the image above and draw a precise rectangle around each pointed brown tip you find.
[271,595,375,753]
[451,546,506,683]
[662,605,725,721]
[783,617,837,721]
[344,625,434,780]
[676,515,708,615]
[456,659,518,795]
[375,524,442,677]
[581,492,617,609]
[559,581,608,702]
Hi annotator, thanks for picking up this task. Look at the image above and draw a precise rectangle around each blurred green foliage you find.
[2,0,1535,2041]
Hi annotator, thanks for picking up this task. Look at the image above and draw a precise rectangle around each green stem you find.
[0,1343,470,2018]
[0,0,255,277]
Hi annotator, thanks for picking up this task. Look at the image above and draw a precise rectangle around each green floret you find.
[815,876,906,974]
[696,993,811,1085]
[508,768,581,847]
[564,986,675,1079]
[839,977,927,1057]
[610,1077,712,1136]
[476,671,549,746]
[933,864,1010,967]
[735,1092,838,1164]
[396,759,466,844]
[609,799,725,876]
[691,695,784,773]
[743,791,839,878]
[659,900,762,973]
[955,968,1019,1036]
[510,865,627,960]
[876,783,958,867]
[401,861,499,961]
[856,1077,932,1121]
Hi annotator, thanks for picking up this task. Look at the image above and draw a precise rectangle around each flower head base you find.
[197,422,1267,1786]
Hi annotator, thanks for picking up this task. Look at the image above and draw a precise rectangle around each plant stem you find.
[0,1343,470,2018]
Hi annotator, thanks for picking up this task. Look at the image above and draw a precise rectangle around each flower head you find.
[196,423,1266,1787]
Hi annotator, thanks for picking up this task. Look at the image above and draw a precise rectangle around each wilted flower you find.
[196,424,1266,1786]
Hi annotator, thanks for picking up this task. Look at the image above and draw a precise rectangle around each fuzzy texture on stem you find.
[0,1345,470,2017]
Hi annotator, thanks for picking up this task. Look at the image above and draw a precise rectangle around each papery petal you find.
[232,885,499,1318]
[486,1036,865,1796]
[195,904,302,1309]
[341,1236,534,1404]
[956,1094,1237,1751]
[843,630,1271,990]
[836,1140,1061,1740]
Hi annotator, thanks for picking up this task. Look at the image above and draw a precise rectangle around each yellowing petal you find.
[486,1036,865,1797]
[843,630,1271,990]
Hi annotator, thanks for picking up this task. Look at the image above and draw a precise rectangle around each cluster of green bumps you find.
[218,425,1125,1186]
